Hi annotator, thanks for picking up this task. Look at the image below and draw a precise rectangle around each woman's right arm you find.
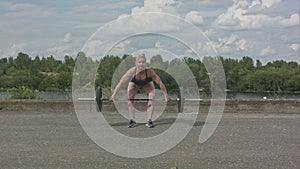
[110,67,134,101]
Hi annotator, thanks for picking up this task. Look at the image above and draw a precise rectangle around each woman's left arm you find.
[149,69,170,102]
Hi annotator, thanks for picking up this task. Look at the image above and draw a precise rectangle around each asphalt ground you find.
[0,104,299,169]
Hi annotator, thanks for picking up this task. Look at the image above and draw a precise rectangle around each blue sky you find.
[0,0,299,64]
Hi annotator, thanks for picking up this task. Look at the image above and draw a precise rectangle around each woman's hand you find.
[165,94,171,102]
[109,95,115,102]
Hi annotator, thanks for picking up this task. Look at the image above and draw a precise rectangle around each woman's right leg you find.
[127,82,139,120]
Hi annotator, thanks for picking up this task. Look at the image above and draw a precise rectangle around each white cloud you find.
[0,1,138,59]
[279,13,300,27]
[249,0,261,8]
[290,44,300,51]
[0,1,56,19]
[215,0,299,30]
[184,49,194,55]
[47,46,69,56]
[0,0,299,64]
[129,0,182,27]
[109,0,184,35]
[82,40,105,57]
[110,40,131,56]
[2,43,27,57]
[238,39,252,51]
[155,41,163,48]
[45,45,77,58]
[259,46,276,56]
[61,33,72,43]
[185,11,203,25]
[261,0,281,8]
[209,34,254,54]
[132,0,181,14]
[185,0,233,8]
[0,1,37,12]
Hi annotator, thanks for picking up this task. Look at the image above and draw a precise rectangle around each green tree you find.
[0,58,9,75]
[221,57,240,91]
[9,86,39,99]
[15,52,31,70]
[240,56,254,71]
[184,57,208,90]
[96,55,121,88]
[64,55,75,72]
[57,72,72,91]
[150,55,168,70]
[31,56,41,73]
[256,59,262,69]
[11,70,44,89]
[39,75,59,91]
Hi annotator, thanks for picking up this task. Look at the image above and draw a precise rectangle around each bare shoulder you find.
[128,67,136,72]
[147,68,158,77]
[126,67,136,75]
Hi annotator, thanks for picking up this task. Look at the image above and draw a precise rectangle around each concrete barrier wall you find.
[222,99,299,114]
[0,100,74,114]
[0,99,299,114]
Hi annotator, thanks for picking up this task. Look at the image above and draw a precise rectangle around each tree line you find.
[0,52,299,94]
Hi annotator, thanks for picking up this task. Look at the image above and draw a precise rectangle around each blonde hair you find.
[136,53,146,62]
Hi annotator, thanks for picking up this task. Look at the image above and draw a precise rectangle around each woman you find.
[109,53,170,128]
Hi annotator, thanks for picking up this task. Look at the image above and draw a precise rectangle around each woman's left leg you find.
[143,82,155,121]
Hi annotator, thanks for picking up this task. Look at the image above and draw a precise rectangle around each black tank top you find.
[130,68,153,86]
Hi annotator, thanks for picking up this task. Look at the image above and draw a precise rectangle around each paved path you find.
[0,110,299,169]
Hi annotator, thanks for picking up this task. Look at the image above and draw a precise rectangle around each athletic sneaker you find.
[146,120,154,128]
[128,120,137,128]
